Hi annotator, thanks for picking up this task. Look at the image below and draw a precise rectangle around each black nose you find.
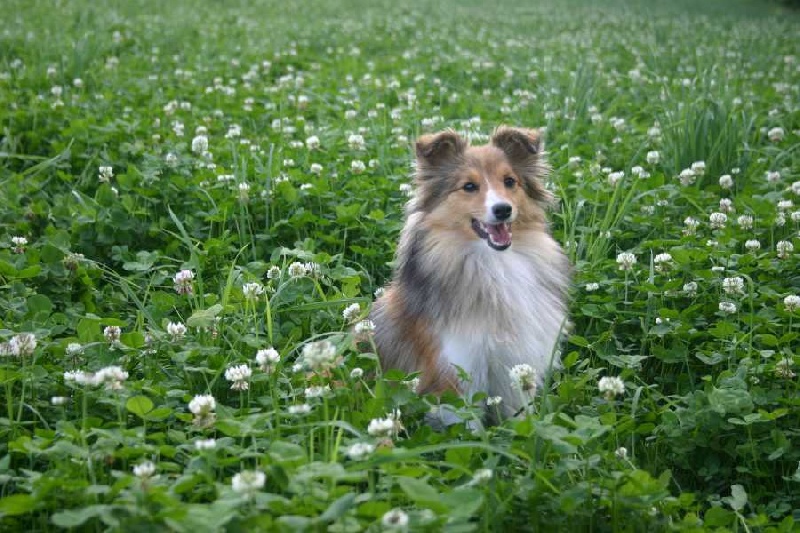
[492,203,512,221]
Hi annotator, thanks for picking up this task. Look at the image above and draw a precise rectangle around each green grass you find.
[1,0,799,530]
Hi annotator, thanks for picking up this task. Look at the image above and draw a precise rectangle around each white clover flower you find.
[232,470,265,495]
[737,215,753,229]
[683,282,698,297]
[719,301,738,314]
[690,161,706,175]
[351,160,366,174]
[288,261,307,278]
[188,395,216,426]
[615,447,628,460]
[347,134,365,150]
[94,365,128,390]
[568,156,582,168]
[11,236,28,253]
[719,175,734,189]
[399,183,414,196]
[195,438,217,451]
[509,364,537,392]
[98,166,114,183]
[766,170,781,184]
[165,152,178,167]
[381,509,409,531]
[310,163,323,175]
[487,396,503,406]
[775,212,786,227]
[791,211,800,223]
[368,409,403,439]
[305,135,320,150]
[133,461,156,479]
[585,282,600,292]
[707,240,719,248]
[304,385,331,398]
[776,240,794,259]
[598,376,625,399]
[709,212,727,229]
[768,127,784,142]
[167,321,187,340]
[719,198,734,213]
[374,287,385,299]
[66,342,83,357]
[343,302,361,322]
[783,295,800,312]
[646,151,660,165]
[302,339,338,371]
[683,217,700,235]
[303,262,321,277]
[242,282,264,300]
[791,181,800,196]
[723,277,745,295]
[607,171,624,186]
[616,252,637,271]
[745,239,761,251]
[225,364,252,390]
[173,269,195,295]
[191,135,208,154]
[350,367,364,379]
[631,166,650,179]
[777,200,794,211]
[256,347,280,371]
[654,253,673,272]
[9,333,37,357]
[103,326,121,343]
[345,442,375,460]
[344,109,358,120]
[51,396,69,406]
[354,319,375,334]
[238,182,250,202]
[288,403,312,415]
[678,168,696,186]
[267,265,281,279]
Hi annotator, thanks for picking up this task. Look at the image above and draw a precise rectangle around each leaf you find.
[709,387,753,416]
[126,396,154,418]
[186,304,224,329]
[722,484,748,512]
[397,477,441,507]
[51,504,117,527]
[0,494,36,517]
[440,488,484,519]
[319,492,356,523]
[26,294,53,315]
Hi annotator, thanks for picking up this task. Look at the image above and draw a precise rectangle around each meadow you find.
[1,0,799,530]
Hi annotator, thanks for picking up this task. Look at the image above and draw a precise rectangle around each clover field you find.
[1,0,799,531]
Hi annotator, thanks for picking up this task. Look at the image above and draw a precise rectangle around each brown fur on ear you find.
[415,129,467,167]
[491,126,550,203]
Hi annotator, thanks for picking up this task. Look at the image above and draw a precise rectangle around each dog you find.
[369,126,570,424]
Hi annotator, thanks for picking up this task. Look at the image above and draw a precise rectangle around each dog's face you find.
[412,127,551,251]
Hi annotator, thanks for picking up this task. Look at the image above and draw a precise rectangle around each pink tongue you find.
[487,223,511,245]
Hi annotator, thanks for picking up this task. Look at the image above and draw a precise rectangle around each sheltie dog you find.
[370,126,570,423]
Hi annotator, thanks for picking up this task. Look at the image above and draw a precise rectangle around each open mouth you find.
[471,219,512,251]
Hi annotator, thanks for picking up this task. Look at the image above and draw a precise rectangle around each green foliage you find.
[1,0,799,530]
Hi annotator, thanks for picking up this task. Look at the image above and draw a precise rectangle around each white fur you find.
[436,238,567,418]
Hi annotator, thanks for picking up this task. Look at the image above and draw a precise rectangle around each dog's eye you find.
[503,176,516,188]
[462,182,479,193]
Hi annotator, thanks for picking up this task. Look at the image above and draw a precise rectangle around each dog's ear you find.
[415,130,466,167]
[491,126,551,202]
[490,126,543,161]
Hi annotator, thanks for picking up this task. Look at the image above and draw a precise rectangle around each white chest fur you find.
[436,242,567,416]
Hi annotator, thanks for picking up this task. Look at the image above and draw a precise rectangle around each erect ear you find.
[491,126,550,203]
[415,129,467,167]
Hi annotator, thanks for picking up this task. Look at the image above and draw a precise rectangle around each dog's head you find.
[411,126,551,251]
